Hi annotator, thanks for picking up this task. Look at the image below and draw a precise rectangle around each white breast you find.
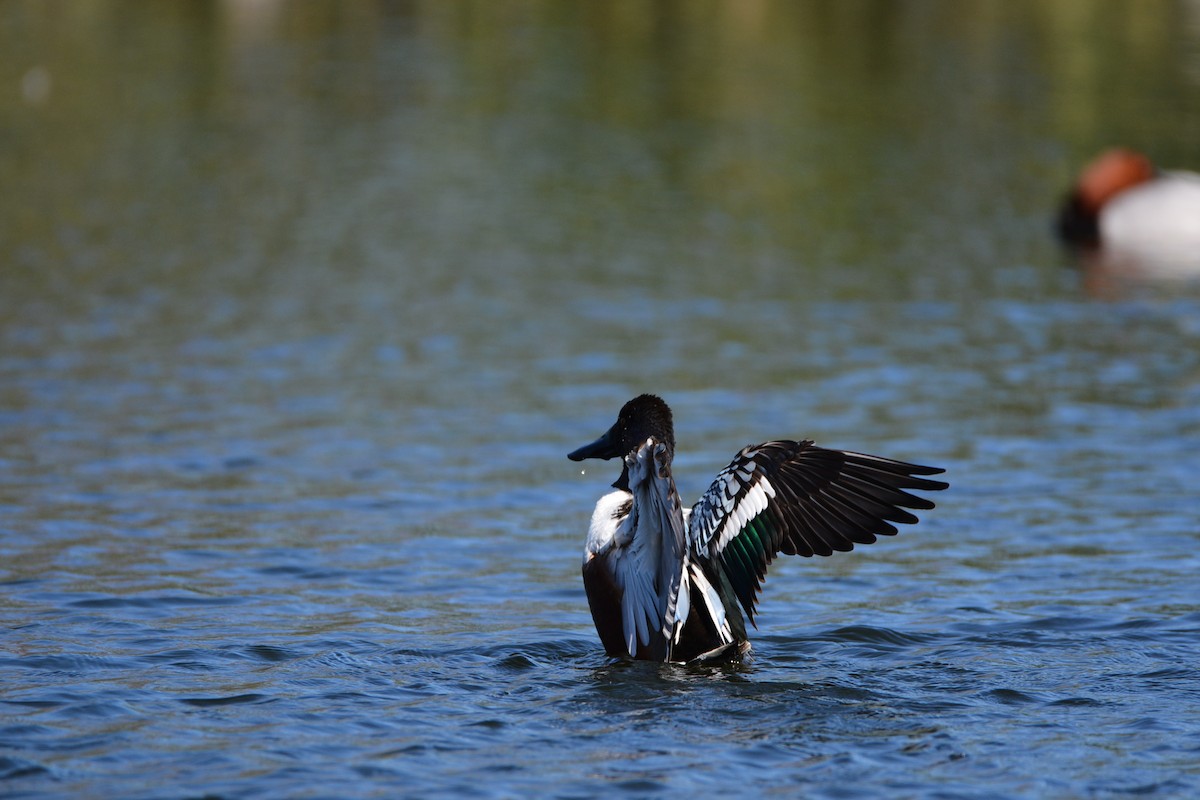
[1101,173,1200,276]
[582,490,631,563]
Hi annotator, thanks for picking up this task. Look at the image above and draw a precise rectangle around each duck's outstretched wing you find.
[687,440,948,623]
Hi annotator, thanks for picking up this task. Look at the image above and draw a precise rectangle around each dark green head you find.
[568,394,675,490]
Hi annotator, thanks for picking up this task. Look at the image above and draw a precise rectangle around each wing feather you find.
[688,440,947,622]
[611,438,688,660]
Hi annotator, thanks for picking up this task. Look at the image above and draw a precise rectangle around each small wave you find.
[0,756,52,781]
[179,693,272,708]
[2,652,134,674]
[979,687,1041,705]
[1047,696,1106,708]
[68,595,242,609]
[243,644,298,663]
[821,625,941,647]
[392,636,600,668]
[1137,667,1195,681]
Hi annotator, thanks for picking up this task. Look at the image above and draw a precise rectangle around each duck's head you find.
[1057,148,1156,246]
[568,394,675,490]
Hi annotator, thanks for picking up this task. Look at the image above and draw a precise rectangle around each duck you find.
[1057,148,1200,278]
[568,394,948,663]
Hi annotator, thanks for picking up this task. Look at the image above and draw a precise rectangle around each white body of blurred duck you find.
[568,395,947,663]
[1058,149,1200,278]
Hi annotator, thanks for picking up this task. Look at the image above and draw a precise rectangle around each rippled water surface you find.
[3,3,1200,797]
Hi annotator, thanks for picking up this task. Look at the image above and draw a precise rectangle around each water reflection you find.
[1074,246,1200,298]
[4,1,1200,314]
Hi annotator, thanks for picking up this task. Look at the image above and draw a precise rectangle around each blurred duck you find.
[568,395,947,663]
[1057,149,1200,280]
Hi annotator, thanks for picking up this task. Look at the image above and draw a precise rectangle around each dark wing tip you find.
[907,463,947,477]
[764,444,948,559]
[840,452,949,494]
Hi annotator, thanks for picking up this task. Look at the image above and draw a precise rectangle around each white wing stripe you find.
[687,447,781,556]
[713,477,774,554]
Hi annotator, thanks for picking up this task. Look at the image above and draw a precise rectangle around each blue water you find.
[3,2,1200,797]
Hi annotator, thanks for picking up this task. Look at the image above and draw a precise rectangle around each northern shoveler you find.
[568,394,948,663]
[1057,148,1200,276]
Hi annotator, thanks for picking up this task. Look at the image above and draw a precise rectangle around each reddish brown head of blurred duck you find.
[1057,149,1157,246]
